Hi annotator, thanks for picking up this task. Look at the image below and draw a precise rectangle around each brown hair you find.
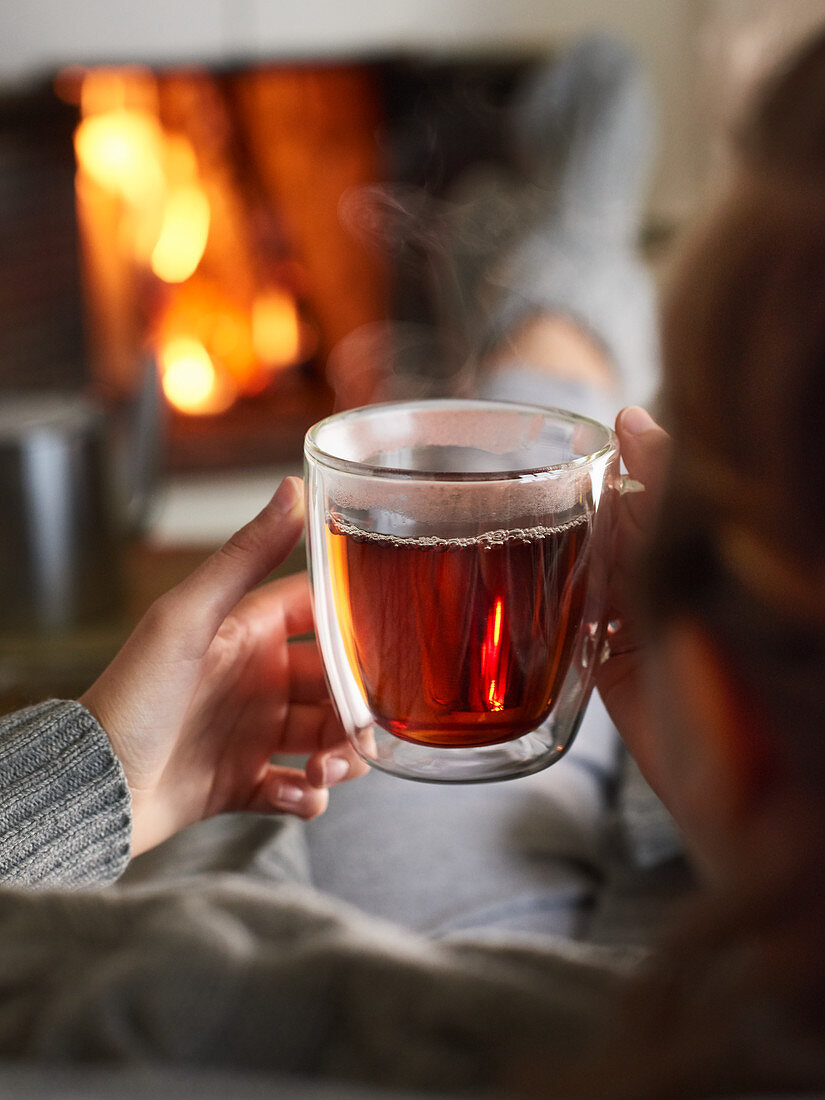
[523,38,825,1100]
[577,32,825,1098]
[647,29,825,789]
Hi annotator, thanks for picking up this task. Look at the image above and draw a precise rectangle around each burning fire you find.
[74,109,164,204]
[67,66,312,416]
[151,183,211,284]
[159,337,236,416]
[252,288,302,368]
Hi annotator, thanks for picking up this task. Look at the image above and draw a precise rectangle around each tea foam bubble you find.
[329,513,588,550]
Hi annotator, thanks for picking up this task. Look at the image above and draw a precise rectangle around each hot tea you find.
[326,514,591,748]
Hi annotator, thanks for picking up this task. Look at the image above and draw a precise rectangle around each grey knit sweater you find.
[0,700,131,887]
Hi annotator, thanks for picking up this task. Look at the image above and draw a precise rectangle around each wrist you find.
[128,788,179,856]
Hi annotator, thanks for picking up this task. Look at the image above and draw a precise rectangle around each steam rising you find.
[331,176,541,408]
[332,183,471,405]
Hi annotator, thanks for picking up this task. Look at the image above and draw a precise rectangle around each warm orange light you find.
[151,185,211,283]
[74,109,164,203]
[79,67,158,118]
[155,278,262,393]
[487,680,502,710]
[492,597,503,647]
[163,135,199,187]
[72,66,323,415]
[160,337,237,416]
[252,288,302,368]
[482,596,506,711]
[53,66,87,106]
[211,311,249,362]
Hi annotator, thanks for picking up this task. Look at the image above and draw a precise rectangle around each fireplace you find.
[0,56,534,472]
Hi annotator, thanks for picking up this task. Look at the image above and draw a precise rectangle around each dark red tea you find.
[326,513,591,748]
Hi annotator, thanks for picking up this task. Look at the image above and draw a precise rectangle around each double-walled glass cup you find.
[304,399,619,783]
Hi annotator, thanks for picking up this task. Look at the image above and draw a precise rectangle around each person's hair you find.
[528,36,825,1100]
[646,29,825,792]
[591,33,825,1097]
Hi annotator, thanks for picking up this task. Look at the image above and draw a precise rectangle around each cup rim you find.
[304,398,617,482]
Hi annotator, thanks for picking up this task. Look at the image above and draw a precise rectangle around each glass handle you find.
[615,474,645,495]
[600,619,641,664]
[601,469,645,666]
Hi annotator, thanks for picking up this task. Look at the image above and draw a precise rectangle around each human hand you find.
[596,406,671,794]
[80,477,367,856]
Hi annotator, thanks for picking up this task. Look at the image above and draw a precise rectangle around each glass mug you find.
[304,399,620,783]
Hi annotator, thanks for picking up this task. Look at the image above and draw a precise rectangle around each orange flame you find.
[74,109,164,204]
[151,184,211,283]
[159,337,236,416]
[252,288,302,368]
[482,596,506,712]
[69,66,314,417]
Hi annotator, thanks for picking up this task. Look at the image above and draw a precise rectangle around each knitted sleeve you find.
[0,700,131,888]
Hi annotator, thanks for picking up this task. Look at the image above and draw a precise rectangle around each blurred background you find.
[1,0,823,702]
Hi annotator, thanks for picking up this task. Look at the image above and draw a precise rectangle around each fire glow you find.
[67,67,313,417]
[482,596,506,712]
[159,337,236,416]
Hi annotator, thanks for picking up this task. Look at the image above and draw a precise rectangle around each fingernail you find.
[276,782,305,805]
[272,477,302,514]
[619,406,657,436]
[322,757,349,785]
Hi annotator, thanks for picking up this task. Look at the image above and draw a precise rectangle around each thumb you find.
[168,476,305,652]
[616,407,670,483]
[615,407,671,522]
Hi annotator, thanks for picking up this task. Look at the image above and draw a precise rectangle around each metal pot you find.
[0,380,160,636]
